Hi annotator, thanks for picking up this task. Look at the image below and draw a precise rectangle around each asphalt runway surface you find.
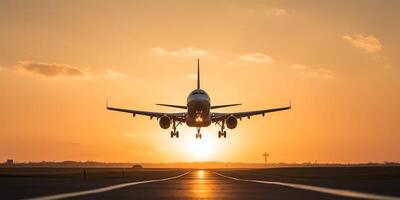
[1,167,400,200]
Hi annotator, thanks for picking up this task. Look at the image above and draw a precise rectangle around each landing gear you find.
[218,130,226,138]
[170,119,181,138]
[216,120,227,138]
[170,131,179,138]
[195,127,202,139]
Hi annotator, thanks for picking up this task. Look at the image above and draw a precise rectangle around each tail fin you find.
[197,58,200,89]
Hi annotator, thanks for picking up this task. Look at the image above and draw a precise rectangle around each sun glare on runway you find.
[197,170,205,178]
[192,170,212,198]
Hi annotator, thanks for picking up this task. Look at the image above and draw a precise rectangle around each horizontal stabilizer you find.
[156,104,187,109]
[211,104,241,109]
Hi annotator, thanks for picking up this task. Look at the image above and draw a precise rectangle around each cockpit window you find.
[191,90,206,95]
[188,89,210,100]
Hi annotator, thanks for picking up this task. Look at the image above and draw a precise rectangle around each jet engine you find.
[226,115,238,129]
[159,115,171,129]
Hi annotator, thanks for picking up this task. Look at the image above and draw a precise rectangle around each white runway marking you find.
[25,171,190,200]
[215,172,400,200]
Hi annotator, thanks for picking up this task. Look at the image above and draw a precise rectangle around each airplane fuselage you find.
[186,89,211,127]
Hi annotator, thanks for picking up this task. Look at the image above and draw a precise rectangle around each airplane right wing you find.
[107,104,186,122]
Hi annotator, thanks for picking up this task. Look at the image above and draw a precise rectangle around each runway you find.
[3,168,398,200]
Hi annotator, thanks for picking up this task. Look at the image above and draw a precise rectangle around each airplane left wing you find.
[211,103,291,122]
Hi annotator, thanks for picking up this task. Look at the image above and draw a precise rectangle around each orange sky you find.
[0,0,399,163]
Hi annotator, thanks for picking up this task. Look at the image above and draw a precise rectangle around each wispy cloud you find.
[151,47,207,57]
[343,34,382,53]
[15,61,126,80]
[18,61,86,77]
[239,53,274,64]
[291,64,335,80]
[187,74,197,79]
[124,132,136,138]
[266,8,288,16]
[102,69,127,80]
[291,64,308,70]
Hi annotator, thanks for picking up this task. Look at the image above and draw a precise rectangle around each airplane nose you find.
[188,100,210,117]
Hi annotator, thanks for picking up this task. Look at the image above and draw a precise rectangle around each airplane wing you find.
[107,104,186,121]
[211,103,291,122]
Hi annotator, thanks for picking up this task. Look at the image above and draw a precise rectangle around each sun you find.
[184,131,217,161]
[189,140,213,159]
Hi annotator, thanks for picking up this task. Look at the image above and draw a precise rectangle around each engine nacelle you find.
[226,115,238,129]
[159,115,171,129]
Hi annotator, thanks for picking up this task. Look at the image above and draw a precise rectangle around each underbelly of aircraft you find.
[185,116,211,127]
[186,99,211,127]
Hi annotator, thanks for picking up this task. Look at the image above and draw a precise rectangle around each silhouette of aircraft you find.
[107,59,291,139]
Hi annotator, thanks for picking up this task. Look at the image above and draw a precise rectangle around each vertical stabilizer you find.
[197,58,200,89]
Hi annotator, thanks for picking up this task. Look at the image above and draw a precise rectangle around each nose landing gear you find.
[195,127,202,139]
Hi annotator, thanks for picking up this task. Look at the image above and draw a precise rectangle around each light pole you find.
[262,152,269,166]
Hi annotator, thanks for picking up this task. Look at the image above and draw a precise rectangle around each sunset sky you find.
[1,0,399,163]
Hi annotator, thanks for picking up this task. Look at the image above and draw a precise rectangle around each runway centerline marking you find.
[25,171,190,200]
[215,172,400,200]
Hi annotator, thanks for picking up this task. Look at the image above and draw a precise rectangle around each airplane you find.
[107,59,291,139]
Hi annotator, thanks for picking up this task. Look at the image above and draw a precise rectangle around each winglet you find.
[106,98,110,109]
[289,99,292,109]
[197,58,200,89]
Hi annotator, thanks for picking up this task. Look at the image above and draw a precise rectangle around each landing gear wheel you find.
[223,131,227,138]
[170,131,174,138]
[176,131,179,138]
[218,131,221,138]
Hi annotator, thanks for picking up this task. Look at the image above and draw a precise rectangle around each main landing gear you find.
[170,130,179,138]
[216,120,227,138]
[195,127,202,139]
[170,120,182,138]
[218,130,227,138]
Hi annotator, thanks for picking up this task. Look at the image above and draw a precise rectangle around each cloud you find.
[343,34,382,53]
[124,133,137,138]
[102,69,127,80]
[156,147,167,152]
[187,74,197,79]
[291,64,308,70]
[14,61,127,80]
[266,8,288,16]
[291,64,335,80]
[18,61,86,77]
[239,53,274,64]
[151,47,207,57]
